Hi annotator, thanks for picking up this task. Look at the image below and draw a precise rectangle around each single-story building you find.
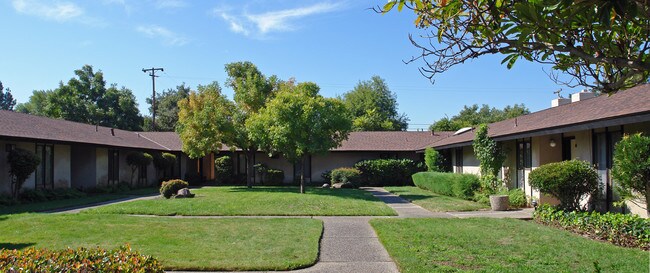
[427,84,650,217]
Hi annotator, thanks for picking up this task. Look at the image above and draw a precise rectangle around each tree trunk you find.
[300,155,305,194]
[246,150,255,189]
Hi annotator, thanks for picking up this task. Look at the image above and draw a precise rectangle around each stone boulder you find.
[332,182,354,189]
[174,188,195,198]
[322,183,331,188]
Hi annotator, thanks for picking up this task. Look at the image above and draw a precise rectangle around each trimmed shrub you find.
[321,170,332,183]
[160,179,189,199]
[424,147,442,172]
[215,156,234,184]
[500,188,527,208]
[153,152,176,180]
[354,159,424,186]
[612,133,650,216]
[529,160,599,211]
[7,148,41,198]
[412,171,480,200]
[126,152,153,186]
[534,204,650,250]
[331,168,362,185]
[19,188,86,203]
[265,169,285,185]
[0,245,164,272]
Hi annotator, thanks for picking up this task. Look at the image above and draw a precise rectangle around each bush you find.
[153,152,176,180]
[215,156,234,184]
[529,160,599,211]
[499,188,527,208]
[534,204,650,250]
[0,245,164,272]
[19,188,86,203]
[321,170,332,183]
[126,152,153,186]
[7,148,41,198]
[612,133,650,216]
[265,169,285,185]
[354,159,424,186]
[424,148,443,172]
[330,168,362,185]
[160,179,189,199]
[412,172,480,200]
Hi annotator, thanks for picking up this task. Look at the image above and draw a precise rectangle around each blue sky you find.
[0,0,581,130]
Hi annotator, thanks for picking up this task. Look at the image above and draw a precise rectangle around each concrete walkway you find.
[48,194,160,214]
[49,187,533,273]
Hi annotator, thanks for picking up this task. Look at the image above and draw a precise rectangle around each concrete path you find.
[362,187,453,218]
[48,194,160,214]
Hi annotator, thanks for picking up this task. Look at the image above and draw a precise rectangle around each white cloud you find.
[213,2,342,37]
[136,25,188,46]
[12,0,84,22]
[155,0,187,9]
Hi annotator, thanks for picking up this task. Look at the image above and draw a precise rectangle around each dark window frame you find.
[35,143,54,189]
[108,149,120,184]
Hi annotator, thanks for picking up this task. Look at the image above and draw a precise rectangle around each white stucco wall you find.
[53,145,71,188]
[95,148,108,186]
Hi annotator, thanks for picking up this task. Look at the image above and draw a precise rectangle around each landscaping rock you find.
[322,183,331,188]
[332,182,354,189]
[174,188,195,198]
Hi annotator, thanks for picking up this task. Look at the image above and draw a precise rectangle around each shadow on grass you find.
[225,186,385,202]
[0,242,35,250]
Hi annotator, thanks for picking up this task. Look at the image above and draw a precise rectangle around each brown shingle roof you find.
[334,131,454,151]
[0,110,167,150]
[137,131,183,151]
[432,84,650,149]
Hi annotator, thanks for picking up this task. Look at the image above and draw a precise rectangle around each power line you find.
[142,67,164,131]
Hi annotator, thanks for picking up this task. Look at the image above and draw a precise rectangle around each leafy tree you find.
[424,147,442,172]
[0,81,16,110]
[144,84,191,131]
[380,0,650,94]
[342,76,408,131]
[7,148,41,198]
[430,104,529,131]
[473,124,506,192]
[153,152,177,180]
[612,133,650,216]
[126,152,153,186]
[15,65,143,130]
[248,82,353,193]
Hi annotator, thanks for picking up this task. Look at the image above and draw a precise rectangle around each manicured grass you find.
[0,213,322,271]
[0,188,159,215]
[86,186,396,216]
[384,186,488,212]
[370,218,647,273]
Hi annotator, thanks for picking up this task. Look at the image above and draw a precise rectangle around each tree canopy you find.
[430,103,529,131]
[380,0,650,94]
[0,81,16,111]
[247,81,352,193]
[342,76,409,131]
[15,65,143,130]
[144,84,191,131]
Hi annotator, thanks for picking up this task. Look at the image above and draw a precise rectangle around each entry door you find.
[593,131,623,212]
[516,139,531,192]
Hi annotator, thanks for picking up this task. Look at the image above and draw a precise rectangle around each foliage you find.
[342,76,408,131]
[0,245,164,272]
[159,179,189,199]
[430,104,529,131]
[472,124,506,192]
[353,158,424,186]
[498,188,527,208]
[412,171,480,200]
[144,84,190,131]
[381,0,650,93]
[320,170,332,183]
[126,152,153,186]
[19,188,86,203]
[265,169,285,186]
[0,81,16,110]
[247,81,352,193]
[153,152,176,180]
[215,156,234,184]
[386,186,488,211]
[424,147,442,172]
[529,160,599,211]
[330,167,362,185]
[535,204,650,250]
[7,148,40,198]
[15,65,143,130]
[612,133,650,215]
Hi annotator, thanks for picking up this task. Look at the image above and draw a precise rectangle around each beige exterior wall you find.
[95,148,109,186]
[53,144,71,188]
[0,140,72,194]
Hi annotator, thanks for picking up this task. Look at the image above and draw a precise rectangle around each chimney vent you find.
[110,128,115,136]
[551,98,571,107]
[571,89,596,102]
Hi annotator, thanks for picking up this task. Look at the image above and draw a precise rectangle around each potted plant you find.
[473,124,509,211]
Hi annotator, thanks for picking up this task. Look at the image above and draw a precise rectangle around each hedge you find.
[529,160,599,211]
[0,245,164,272]
[354,159,424,186]
[330,168,362,185]
[159,179,189,199]
[412,172,480,200]
[534,205,650,250]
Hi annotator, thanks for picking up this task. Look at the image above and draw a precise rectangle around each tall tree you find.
[430,104,529,131]
[380,0,650,94]
[15,65,143,130]
[248,82,353,193]
[144,84,191,131]
[342,76,409,131]
[0,81,16,110]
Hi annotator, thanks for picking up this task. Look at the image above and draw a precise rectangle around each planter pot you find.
[489,195,509,211]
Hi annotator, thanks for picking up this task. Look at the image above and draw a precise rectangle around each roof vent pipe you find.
[571,89,596,102]
[110,128,115,136]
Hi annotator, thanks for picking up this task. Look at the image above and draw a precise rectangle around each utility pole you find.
[142,67,164,131]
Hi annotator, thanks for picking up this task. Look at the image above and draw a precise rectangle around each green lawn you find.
[85,186,397,216]
[370,218,647,273]
[384,186,488,212]
[0,188,159,215]
[0,213,322,271]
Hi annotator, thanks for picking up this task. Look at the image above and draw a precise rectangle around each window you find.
[108,149,119,184]
[138,163,147,184]
[35,144,54,189]
[516,139,532,169]
[454,147,463,173]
